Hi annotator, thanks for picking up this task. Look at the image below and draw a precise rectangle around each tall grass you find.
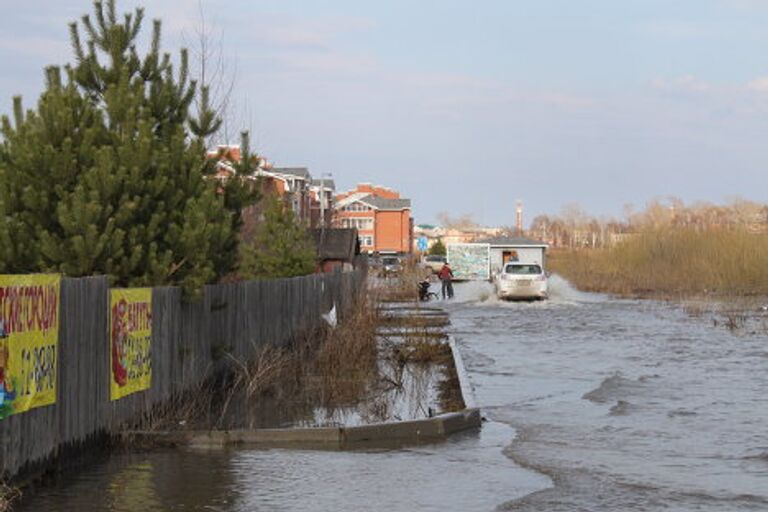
[549,229,768,296]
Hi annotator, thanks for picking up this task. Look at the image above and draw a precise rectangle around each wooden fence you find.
[0,269,365,481]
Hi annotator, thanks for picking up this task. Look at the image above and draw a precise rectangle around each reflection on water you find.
[16,423,547,512]
[16,450,238,512]
[16,276,768,511]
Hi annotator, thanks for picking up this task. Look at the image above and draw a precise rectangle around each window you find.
[359,235,374,247]
[505,264,542,275]
[341,218,373,230]
[344,202,370,212]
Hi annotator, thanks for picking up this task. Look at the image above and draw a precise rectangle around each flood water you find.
[15,278,768,511]
[446,277,768,511]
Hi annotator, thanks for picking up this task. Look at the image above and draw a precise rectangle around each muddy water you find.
[15,278,768,511]
[445,277,768,511]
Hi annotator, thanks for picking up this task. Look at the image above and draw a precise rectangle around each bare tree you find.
[184,1,239,147]
[436,212,480,230]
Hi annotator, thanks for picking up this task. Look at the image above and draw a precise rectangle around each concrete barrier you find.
[448,336,476,408]
[123,408,481,450]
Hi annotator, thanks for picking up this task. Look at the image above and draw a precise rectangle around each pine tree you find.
[428,239,447,256]
[200,130,261,278]
[239,195,316,279]
[0,68,107,274]
[0,1,244,293]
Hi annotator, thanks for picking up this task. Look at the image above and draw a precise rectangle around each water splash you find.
[443,274,603,308]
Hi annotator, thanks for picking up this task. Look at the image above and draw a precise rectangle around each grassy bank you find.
[549,229,768,297]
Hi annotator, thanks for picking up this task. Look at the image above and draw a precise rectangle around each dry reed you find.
[157,290,381,429]
[0,483,19,512]
[376,259,430,302]
[550,229,768,297]
[313,292,379,405]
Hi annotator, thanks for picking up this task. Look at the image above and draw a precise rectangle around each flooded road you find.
[15,278,768,511]
[15,422,546,511]
[446,277,768,511]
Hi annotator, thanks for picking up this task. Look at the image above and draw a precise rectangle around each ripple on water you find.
[448,276,768,511]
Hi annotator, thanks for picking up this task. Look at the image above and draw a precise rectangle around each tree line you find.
[530,198,768,249]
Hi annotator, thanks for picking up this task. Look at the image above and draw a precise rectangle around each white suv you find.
[495,263,548,300]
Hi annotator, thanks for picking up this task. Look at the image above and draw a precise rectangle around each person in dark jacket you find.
[437,262,454,299]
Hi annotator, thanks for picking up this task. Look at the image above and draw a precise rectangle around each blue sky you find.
[2,1,768,226]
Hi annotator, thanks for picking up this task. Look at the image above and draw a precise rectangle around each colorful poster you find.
[110,288,152,401]
[0,274,60,420]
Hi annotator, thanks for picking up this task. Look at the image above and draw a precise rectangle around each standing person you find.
[438,262,454,299]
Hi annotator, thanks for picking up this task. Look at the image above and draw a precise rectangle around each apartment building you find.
[207,145,333,229]
[334,184,412,254]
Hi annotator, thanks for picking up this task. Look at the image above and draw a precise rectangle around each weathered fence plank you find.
[0,269,365,481]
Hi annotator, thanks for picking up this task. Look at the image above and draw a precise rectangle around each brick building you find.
[207,145,334,230]
[334,184,413,254]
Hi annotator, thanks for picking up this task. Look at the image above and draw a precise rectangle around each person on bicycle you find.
[437,262,454,299]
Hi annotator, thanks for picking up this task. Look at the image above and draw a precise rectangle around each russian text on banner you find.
[0,274,60,420]
[109,288,152,401]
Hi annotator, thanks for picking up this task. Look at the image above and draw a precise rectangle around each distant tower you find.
[516,201,524,236]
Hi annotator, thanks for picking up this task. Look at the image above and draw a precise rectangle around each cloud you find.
[650,75,712,92]
[263,50,378,74]
[746,76,768,93]
[640,20,714,40]
[258,16,375,50]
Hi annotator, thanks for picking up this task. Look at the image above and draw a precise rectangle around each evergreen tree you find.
[0,0,247,292]
[0,68,107,274]
[201,130,261,277]
[428,239,447,256]
[239,195,316,279]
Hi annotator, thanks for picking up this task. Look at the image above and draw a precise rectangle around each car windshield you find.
[426,256,445,262]
[382,257,399,265]
[505,264,542,275]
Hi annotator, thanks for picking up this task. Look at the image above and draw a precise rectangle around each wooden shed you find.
[311,228,361,273]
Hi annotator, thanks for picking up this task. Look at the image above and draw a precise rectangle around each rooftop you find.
[310,178,336,190]
[475,236,548,247]
[272,167,310,179]
[310,228,359,261]
[360,195,411,210]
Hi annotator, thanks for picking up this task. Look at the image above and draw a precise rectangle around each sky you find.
[1,0,768,226]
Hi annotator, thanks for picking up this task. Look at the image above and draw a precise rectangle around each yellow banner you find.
[110,288,152,401]
[0,274,60,420]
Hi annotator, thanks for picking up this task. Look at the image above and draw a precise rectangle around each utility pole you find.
[516,200,524,236]
[319,172,332,228]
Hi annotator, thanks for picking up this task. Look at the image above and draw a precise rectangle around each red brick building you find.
[207,145,334,231]
[334,184,413,254]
